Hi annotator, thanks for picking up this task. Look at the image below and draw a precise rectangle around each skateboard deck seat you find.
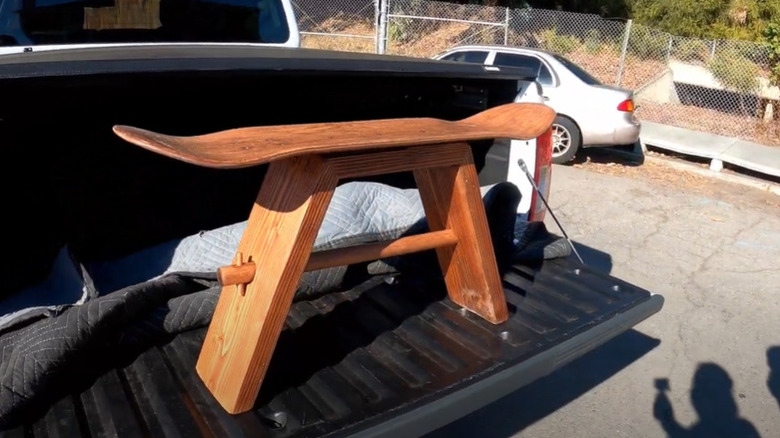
[112,102,556,414]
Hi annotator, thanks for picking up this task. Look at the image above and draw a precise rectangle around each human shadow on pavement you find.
[653,363,761,438]
[768,346,780,411]
[424,329,660,438]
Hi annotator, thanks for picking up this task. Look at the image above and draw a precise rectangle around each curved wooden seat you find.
[112,102,555,415]
[113,102,555,168]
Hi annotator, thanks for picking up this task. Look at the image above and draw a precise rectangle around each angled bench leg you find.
[196,143,508,415]
[413,143,509,324]
[196,154,338,414]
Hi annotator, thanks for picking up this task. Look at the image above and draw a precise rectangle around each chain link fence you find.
[291,0,779,146]
[631,33,778,146]
[293,0,377,53]
[506,8,627,87]
[385,0,506,58]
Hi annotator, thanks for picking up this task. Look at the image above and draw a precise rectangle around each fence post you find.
[374,0,379,53]
[615,19,632,87]
[666,35,673,62]
[503,7,510,46]
[377,0,389,54]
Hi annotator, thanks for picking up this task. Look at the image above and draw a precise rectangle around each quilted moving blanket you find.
[0,180,559,427]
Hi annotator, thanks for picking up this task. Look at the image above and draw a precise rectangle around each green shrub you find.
[540,28,580,55]
[709,48,759,95]
[627,25,668,61]
[764,22,780,87]
[388,18,415,45]
[584,29,603,54]
[672,39,711,63]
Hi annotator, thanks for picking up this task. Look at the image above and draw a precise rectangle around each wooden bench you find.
[113,102,556,414]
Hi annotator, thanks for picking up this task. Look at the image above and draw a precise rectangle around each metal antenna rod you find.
[517,158,585,265]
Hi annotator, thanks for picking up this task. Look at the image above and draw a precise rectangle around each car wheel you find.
[551,116,581,164]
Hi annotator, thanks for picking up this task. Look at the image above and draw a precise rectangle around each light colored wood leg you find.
[413,143,509,324]
[196,155,338,414]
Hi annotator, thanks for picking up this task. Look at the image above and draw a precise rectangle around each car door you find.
[491,52,560,111]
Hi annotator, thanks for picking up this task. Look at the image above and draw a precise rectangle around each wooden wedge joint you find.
[217,252,256,295]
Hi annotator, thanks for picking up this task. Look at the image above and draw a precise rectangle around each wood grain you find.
[195,155,338,414]
[413,143,509,324]
[112,103,556,169]
[217,229,458,286]
[305,229,458,272]
[128,103,544,413]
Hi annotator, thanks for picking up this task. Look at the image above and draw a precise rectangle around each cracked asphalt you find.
[428,161,780,437]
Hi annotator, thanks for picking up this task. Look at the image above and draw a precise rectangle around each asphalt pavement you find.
[427,162,780,438]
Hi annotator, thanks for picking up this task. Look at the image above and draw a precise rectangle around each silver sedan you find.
[434,45,641,164]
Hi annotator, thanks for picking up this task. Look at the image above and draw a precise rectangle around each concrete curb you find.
[639,121,780,179]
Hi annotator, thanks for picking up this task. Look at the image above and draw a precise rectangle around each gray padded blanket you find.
[0,181,526,427]
[0,180,572,428]
[86,181,432,295]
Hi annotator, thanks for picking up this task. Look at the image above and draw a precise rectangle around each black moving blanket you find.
[0,181,570,428]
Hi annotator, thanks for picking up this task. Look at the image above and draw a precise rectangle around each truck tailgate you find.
[13,257,662,438]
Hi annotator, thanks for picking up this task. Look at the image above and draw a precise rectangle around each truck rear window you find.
[0,0,290,46]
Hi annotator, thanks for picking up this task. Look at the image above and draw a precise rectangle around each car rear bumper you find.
[582,117,641,147]
[613,118,641,144]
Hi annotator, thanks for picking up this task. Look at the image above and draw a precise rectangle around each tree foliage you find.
[621,0,779,42]
[710,47,759,93]
[451,0,780,42]
[766,22,780,86]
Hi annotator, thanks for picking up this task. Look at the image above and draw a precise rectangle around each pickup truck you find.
[0,0,663,435]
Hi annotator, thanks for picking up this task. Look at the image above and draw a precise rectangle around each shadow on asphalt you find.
[571,143,645,167]
[769,346,780,411]
[653,363,762,438]
[424,329,661,438]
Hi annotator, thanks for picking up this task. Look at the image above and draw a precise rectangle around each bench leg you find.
[196,155,338,414]
[413,143,509,324]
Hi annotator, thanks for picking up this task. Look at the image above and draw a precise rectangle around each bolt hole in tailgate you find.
[9,256,662,438]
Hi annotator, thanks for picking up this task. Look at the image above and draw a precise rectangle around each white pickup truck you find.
[0,0,663,435]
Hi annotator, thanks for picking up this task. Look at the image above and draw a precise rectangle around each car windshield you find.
[0,0,290,46]
[553,54,602,85]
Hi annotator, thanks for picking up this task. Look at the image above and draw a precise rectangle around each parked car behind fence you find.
[434,45,641,164]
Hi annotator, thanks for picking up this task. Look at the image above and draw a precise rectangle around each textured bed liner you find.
[7,257,662,438]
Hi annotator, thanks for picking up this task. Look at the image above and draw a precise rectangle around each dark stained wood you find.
[112,103,556,169]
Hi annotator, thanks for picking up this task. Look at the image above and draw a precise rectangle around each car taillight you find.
[528,127,552,222]
[617,99,635,112]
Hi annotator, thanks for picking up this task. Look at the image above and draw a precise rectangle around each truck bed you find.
[0,46,661,437]
[9,256,662,438]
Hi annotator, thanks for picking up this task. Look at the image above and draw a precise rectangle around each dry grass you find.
[301,20,376,54]
[575,154,711,190]
[388,22,474,59]
[573,150,780,211]
[567,51,668,91]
